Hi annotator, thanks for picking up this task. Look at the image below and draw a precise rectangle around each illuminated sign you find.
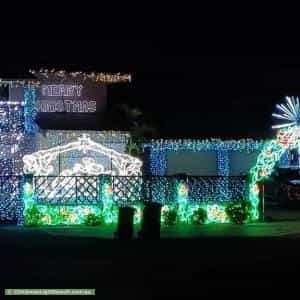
[37,86,97,113]
[41,84,83,97]
[36,73,107,114]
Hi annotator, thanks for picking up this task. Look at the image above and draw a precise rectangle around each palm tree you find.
[105,103,159,157]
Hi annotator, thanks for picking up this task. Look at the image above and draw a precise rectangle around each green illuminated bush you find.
[190,207,207,225]
[162,208,178,225]
[84,213,103,226]
[25,206,42,226]
[226,201,252,224]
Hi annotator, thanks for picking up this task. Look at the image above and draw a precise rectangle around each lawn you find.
[1,208,300,291]
[3,218,300,239]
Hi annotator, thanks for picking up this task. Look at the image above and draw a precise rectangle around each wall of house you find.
[165,150,260,176]
[228,151,260,175]
[166,151,217,176]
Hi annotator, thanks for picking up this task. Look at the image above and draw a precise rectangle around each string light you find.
[28,205,102,225]
[144,139,265,152]
[149,148,167,175]
[206,204,227,223]
[248,96,300,220]
[29,69,131,84]
[0,176,22,221]
[5,77,300,228]
[0,69,132,225]
[158,176,246,225]
[21,133,142,225]
[23,134,142,176]
[176,181,189,222]
[144,139,264,176]
[144,139,265,224]
[249,126,298,220]
[0,79,40,88]
[24,85,38,134]
[0,94,134,225]
[0,99,27,221]
[22,174,112,225]
[101,178,118,224]
[272,96,300,129]
[0,101,25,105]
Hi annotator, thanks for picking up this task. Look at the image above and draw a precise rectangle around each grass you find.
[3,219,300,239]
[2,210,300,288]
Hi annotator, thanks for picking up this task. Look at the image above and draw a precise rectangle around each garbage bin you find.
[115,206,135,240]
[139,202,162,239]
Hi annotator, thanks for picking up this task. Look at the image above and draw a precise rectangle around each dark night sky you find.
[1,40,300,140]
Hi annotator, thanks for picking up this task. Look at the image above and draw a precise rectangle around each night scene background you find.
[1,40,299,139]
[2,39,300,294]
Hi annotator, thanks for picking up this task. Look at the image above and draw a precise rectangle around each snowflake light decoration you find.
[272,96,300,129]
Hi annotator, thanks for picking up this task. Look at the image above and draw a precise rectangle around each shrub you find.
[162,207,178,225]
[84,213,103,226]
[190,207,207,225]
[25,206,42,226]
[226,201,252,224]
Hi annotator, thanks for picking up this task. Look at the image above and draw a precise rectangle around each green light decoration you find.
[160,180,257,225]
[161,205,178,225]
[26,205,102,226]
[22,175,104,226]
[22,126,298,226]
[101,180,118,224]
[189,206,207,225]
[23,178,35,215]
[225,201,252,224]
[248,97,300,219]
[149,98,300,225]
[133,204,143,225]
[23,182,34,205]
[176,181,189,222]
[206,204,228,223]
[248,126,298,220]
[23,176,143,226]
[100,180,142,225]
[161,203,229,224]
[162,181,229,224]
[24,84,38,134]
